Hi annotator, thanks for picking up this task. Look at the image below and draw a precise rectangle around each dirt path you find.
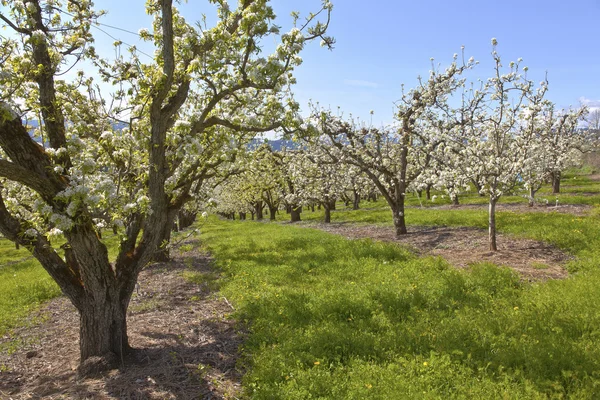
[304,222,571,281]
[0,240,243,400]
[424,202,593,216]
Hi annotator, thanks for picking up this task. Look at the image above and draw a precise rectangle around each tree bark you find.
[268,205,278,221]
[391,200,407,237]
[328,199,336,211]
[489,197,498,251]
[77,292,130,375]
[528,188,536,207]
[323,203,331,223]
[255,201,264,220]
[290,206,302,222]
[352,190,360,210]
[552,171,561,194]
[452,195,459,206]
[153,208,178,262]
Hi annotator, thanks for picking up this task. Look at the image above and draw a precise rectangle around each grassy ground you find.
[199,219,600,399]
[2,168,600,397]
[0,239,60,339]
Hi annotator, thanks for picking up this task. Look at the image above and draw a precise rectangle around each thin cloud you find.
[579,97,600,108]
[344,79,379,89]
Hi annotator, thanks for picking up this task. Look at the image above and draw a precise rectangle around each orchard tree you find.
[520,104,587,203]
[286,146,346,223]
[438,39,550,251]
[0,0,332,373]
[306,54,474,236]
[247,143,287,220]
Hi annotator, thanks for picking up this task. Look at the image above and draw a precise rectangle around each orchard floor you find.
[429,202,592,216]
[303,222,572,281]
[0,241,243,400]
[0,206,587,398]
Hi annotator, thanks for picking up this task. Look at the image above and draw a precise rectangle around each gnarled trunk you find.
[77,291,131,375]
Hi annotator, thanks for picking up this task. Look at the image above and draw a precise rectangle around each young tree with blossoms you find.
[438,39,554,251]
[0,0,332,373]
[305,54,474,237]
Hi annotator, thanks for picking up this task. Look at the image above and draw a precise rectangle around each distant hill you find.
[248,138,300,151]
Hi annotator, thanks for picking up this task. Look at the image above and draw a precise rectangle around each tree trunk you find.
[489,197,497,251]
[425,186,431,201]
[239,212,246,220]
[178,210,197,230]
[552,171,561,194]
[452,195,459,206]
[528,188,536,207]
[328,199,336,211]
[255,201,264,220]
[392,203,407,237]
[323,204,331,223]
[269,205,278,221]
[153,208,178,262]
[353,190,360,210]
[77,293,130,376]
[290,206,302,222]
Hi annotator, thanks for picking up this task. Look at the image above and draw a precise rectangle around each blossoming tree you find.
[0,0,332,373]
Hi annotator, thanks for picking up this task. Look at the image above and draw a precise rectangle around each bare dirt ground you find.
[426,202,592,216]
[0,240,244,400]
[304,222,572,281]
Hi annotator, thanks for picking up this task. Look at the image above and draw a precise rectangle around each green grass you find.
[0,256,61,339]
[199,219,600,398]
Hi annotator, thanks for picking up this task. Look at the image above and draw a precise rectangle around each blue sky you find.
[81,0,600,126]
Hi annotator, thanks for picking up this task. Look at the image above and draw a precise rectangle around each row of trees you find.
[211,43,588,252]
